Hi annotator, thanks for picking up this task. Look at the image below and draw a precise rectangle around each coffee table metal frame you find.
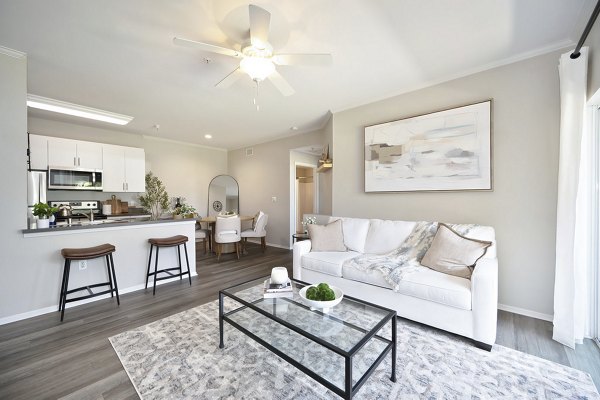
[219,276,397,400]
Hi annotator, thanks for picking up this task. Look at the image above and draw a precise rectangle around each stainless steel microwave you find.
[48,167,103,191]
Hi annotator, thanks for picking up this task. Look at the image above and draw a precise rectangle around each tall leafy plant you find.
[138,172,169,220]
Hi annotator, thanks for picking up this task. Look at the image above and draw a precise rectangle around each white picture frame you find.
[364,100,492,192]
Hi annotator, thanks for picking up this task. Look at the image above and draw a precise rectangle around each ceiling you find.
[0,0,594,149]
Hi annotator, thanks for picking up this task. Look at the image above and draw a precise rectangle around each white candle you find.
[270,267,289,284]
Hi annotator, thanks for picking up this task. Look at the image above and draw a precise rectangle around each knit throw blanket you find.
[342,222,477,291]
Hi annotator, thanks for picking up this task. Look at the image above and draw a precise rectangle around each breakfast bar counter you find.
[4,219,196,325]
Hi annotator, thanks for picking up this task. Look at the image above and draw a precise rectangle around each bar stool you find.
[59,243,120,321]
[145,235,191,295]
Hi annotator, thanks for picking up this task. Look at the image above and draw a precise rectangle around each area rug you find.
[109,300,599,399]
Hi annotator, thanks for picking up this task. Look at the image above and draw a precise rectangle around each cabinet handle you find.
[126,182,128,191]
[74,157,77,166]
[122,182,125,191]
[78,157,81,166]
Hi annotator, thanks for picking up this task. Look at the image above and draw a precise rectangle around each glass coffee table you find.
[219,276,396,399]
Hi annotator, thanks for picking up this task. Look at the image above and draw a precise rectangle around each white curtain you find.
[553,47,590,348]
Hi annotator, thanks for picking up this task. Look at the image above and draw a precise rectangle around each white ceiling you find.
[0,0,594,149]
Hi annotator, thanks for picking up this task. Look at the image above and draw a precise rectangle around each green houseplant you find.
[138,172,170,220]
[173,203,197,219]
[32,202,58,228]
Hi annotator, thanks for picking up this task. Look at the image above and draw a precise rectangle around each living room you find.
[1,1,600,399]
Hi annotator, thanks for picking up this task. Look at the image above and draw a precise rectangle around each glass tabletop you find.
[221,276,394,353]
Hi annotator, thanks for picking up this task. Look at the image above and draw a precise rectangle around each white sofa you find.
[293,217,498,349]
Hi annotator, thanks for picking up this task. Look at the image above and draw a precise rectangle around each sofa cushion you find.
[342,264,472,310]
[307,220,346,252]
[421,223,492,279]
[364,219,417,254]
[303,251,361,277]
[329,217,370,253]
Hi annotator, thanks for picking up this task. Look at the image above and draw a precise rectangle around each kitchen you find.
[0,52,229,325]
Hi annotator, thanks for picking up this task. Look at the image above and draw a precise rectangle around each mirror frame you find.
[207,175,239,216]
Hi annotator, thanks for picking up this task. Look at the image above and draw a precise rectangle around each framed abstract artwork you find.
[364,100,492,192]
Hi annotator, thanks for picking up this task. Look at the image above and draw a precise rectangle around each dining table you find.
[196,215,255,254]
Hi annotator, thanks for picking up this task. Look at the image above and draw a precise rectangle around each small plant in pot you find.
[32,202,58,229]
[173,203,197,219]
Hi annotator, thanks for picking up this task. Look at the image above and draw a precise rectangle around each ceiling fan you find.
[173,4,332,98]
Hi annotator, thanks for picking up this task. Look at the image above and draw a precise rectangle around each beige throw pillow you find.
[307,220,346,252]
[421,223,492,279]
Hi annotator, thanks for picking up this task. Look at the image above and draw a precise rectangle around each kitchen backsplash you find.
[46,190,140,207]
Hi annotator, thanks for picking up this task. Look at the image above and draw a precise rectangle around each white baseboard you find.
[0,272,198,326]
[498,303,553,322]
[244,238,291,250]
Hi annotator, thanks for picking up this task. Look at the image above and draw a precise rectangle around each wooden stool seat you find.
[61,244,115,260]
[59,243,119,321]
[148,235,188,247]
[146,235,191,295]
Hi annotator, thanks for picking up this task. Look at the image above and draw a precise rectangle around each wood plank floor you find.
[0,244,598,399]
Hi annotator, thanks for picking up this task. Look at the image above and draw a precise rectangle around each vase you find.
[37,219,50,229]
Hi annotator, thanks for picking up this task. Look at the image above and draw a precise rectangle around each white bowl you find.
[299,285,344,313]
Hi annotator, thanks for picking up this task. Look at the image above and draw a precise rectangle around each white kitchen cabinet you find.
[47,137,102,169]
[102,144,145,193]
[28,134,48,170]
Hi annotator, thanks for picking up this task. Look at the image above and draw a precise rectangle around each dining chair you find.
[241,212,268,253]
[215,216,241,261]
[195,221,212,254]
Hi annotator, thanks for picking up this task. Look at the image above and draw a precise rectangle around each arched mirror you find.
[208,175,239,216]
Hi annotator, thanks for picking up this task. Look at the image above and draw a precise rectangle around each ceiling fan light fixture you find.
[240,57,275,81]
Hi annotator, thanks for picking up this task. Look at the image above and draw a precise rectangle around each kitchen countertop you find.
[22,217,195,236]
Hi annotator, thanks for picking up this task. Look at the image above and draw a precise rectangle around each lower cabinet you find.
[103,144,145,192]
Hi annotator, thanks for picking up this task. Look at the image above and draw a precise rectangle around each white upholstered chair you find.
[241,212,268,253]
[215,216,241,261]
[195,221,212,254]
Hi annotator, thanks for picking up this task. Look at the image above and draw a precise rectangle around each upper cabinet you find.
[102,144,145,193]
[47,137,102,169]
[28,134,48,170]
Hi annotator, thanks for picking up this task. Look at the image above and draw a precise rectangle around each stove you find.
[49,200,107,222]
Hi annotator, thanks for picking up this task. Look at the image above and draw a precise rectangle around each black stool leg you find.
[109,253,120,305]
[145,245,153,289]
[177,245,183,281]
[58,259,68,311]
[60,260,71,321]
[105,255,114,298]
[153,246,160,295]
[183,242,192,286]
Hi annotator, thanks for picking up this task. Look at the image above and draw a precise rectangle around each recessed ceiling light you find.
[291,126,298,131]
[26,94,134,125]
[204,134,212,139]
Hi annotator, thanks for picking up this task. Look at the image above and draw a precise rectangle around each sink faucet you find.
[75,210,94,222]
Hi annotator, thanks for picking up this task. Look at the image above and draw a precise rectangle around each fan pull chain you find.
[253,80,260,111]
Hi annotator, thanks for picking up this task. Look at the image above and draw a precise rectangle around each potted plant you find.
[32,202,58,229]
[138,172,170,220]
[173,203,197,219]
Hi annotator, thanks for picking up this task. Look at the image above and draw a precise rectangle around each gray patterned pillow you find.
[307,220,346,252]
[421,223,492,279]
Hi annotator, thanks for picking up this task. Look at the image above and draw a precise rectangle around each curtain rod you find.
[571,0,600,59]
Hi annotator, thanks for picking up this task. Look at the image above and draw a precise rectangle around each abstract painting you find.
[364,100,492,192]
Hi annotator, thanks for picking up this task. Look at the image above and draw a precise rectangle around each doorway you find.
[295,166,316,233]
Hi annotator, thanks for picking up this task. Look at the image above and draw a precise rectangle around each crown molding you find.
[142,135,227,152]
[0,46,26,59]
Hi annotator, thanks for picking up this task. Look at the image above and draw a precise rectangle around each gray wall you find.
[28,117,228,214]
[228,130,326,248]
[332,50,563,316]
[585,17,600,97]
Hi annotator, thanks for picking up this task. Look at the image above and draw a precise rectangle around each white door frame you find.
[289,160,319,249]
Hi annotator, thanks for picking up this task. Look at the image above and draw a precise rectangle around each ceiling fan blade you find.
[249,5,271,49]
[267,70,295,96]
[173,37,241,58]
[273,54,333,66]
[215,67,245,89]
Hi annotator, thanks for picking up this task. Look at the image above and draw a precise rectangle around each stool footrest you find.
[64,283,115,304]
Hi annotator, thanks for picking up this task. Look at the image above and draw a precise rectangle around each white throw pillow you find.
[421,223,492,279]
[328,217,370,253]
[307,220,347,252]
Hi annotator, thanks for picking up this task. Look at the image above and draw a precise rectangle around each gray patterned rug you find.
[109,300,599,399]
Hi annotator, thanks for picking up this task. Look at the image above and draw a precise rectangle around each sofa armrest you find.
[293,240,312,280]
[470,257,498,345]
